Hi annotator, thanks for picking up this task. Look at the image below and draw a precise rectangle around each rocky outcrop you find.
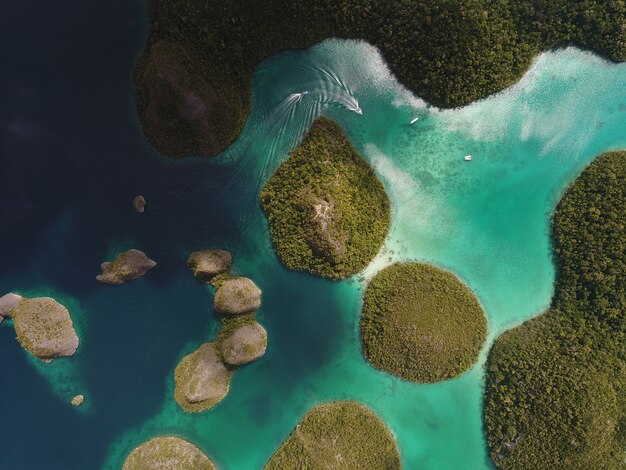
[174,342,230,413]
[133,196,146,213]
[219,322,267,366]
[96,249,156,285]
[214,277,261,316]
[123,436,216,470]
[173,251,267,413]
[71,394,85,407]
[0,293,22,325]
[297,188,348,265]
[11,297,79,361]
[188,250,232,282]
[260,117,391,279]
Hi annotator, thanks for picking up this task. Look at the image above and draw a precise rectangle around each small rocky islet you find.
[0,292,22,325]
[71,394,85,407]
[132,195,146,213]
[174,342,230,413]
[1,293,80,362]
[173,249,267,413]
[96,249,156,285]
[187,249,232,282]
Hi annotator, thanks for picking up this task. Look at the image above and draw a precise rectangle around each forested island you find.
[174,251,267,413]
[264,401,400,469]
[484,151,626,469]
[123,436,216,470]
[360,262,487,382]
[260,117,390,279]
[134,0,625,157]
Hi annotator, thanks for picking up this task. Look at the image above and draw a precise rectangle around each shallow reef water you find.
[1,2,625,469]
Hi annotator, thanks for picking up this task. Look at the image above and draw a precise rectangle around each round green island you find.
[360,262,487,383]
[264,401,400,469]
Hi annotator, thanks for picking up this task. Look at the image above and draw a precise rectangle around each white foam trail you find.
[290,62,362,115]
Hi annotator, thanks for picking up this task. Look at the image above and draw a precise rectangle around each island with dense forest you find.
[134,0,625,158]
[264,401,400,469]
[260,117,390,279]
[128,2,626,468]
[484,151,626,469]
[360,262,487,383]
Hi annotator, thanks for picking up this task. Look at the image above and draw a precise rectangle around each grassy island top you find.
[260,116,390,280]
[360,262,487,383]
[135,0,625,157]
[11,297,79,361]
[174,342,231,413]
[484,151,626,470]
[264,401,401,470]
[123,436,215,470]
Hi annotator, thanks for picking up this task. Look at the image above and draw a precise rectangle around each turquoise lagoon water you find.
[102,43,626,469]
[1,7,625,469]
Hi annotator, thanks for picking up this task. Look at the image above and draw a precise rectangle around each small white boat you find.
[410,117,419,124]
[464,155,473,161]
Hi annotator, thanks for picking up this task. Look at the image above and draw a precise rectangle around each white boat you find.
[410,117,419,124]
[464,155,473,161]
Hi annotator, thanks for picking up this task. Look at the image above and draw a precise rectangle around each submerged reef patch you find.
[173,250,267,412]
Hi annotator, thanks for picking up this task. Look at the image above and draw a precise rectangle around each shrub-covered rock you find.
[11,297,79,361]
[265,401,401,469]
[213,277,261,316]
[218,320,267,366]
[174,342,230,413]
[188,249,232,282]
[123,436,216,470]
[96,249,156,285]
